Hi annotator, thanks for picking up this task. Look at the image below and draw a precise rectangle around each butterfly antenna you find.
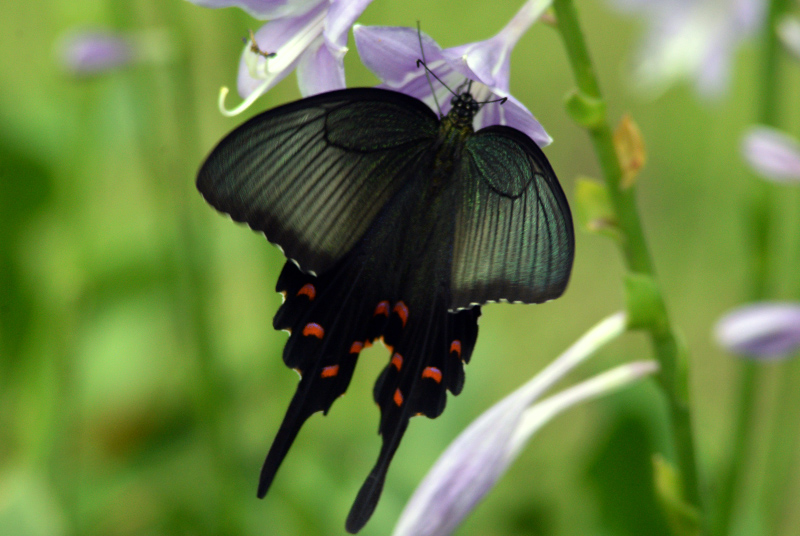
[479,95,508,108]
[416,22,452,116]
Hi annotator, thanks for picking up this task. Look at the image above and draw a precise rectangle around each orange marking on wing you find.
[349,341,364,354]
[321,365,339,378]
[296,283,316,300]
[393,389,404,406]
[450,340,462,358]
[393,301,409,327]
[364,340,373,348]
[422,367,443,383]
[374,301,390,317]
[391,353,403,371]
[302,323,324,339]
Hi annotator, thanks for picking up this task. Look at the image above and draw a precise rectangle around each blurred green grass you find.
[2,0,800,535]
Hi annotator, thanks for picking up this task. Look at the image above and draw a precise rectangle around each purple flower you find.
[56,28,175,76]
[186,0,373,115]
[57,30,134,75]
[393,314,659,536]
[608,0,765,98]
[715,303,800,359]
[353,0,553,146]
[742,126,800,183]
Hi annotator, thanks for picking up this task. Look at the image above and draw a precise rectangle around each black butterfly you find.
[197,85,574,533]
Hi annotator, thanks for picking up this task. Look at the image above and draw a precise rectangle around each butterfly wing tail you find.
[257,375,333,497]
[345,303,481,533]
[259,261,373,499]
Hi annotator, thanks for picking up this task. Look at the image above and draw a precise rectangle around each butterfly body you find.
[197,87,573,533]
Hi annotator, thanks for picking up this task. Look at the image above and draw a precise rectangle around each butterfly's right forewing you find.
[197,88,439,276]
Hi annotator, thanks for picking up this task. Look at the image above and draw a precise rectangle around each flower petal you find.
[185,0,320,20]
[442,0,553,90]
[324,0,373,50]
[613,0,764,99]
[295,37,345,96]
[393,313,627,536]
[57,30,133,74]
[236,4,326,99]
[478,92,552,147]
[354,25,445,88]
[778,16,800,60]
[443,35,511,91]
[715,302,800,359]
[742,126,800,183]
[355,24,550,144]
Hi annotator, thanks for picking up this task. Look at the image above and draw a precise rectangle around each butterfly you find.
[197,82,574,533]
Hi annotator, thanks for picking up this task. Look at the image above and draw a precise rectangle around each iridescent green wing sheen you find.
[450,125,575,310]
[197,88,439,276]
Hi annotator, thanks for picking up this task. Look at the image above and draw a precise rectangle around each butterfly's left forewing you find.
[450,126,575,310]
[197,88,439,275]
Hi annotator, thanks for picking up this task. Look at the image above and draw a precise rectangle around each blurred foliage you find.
[1,0,800,535]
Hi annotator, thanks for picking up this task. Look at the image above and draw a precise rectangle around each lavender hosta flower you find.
[394,314,659,536]
[715,303,800,359]
[56,28,175,76]
[58,31,132,74]
[186,0,373,116]
[742,126,800,183]
[608,0,765,98]
[354,0,553,147]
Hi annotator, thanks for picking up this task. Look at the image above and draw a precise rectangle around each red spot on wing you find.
[296,283,316,300]
[391,353,403,371]
[321,365,339,378]
[393,301,409,327]
[393,389,404,406]
[422,367,443,383]
[450,340,462,358]
[374,301,390,317]
[349,341,364,354]
[302,323,324,339]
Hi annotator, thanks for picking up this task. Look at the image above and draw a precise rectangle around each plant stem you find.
[715,0,791,533]
[551,0,702,526]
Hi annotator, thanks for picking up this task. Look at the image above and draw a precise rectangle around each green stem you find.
[715,0,791,534]
[551,0,702,528]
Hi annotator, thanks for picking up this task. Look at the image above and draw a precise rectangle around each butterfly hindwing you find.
[197,88,439,275]
[346,301,481,533]
[450,125,575,310]
[259,259,380,498]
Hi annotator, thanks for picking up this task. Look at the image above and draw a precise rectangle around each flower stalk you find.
[551,0,702,529]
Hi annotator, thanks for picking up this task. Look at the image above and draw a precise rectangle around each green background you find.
[2,0,799,535]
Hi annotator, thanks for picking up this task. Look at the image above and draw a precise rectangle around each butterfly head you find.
[448,92,480,127]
